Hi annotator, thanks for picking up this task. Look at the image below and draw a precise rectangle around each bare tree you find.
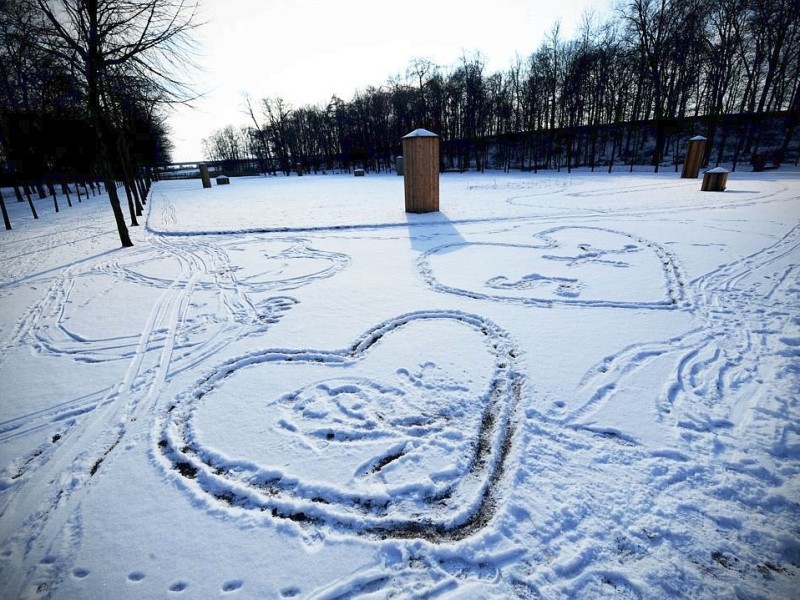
[200,2,800,176]
[243,92,275,175]
[202,125,248,162]
[32,0,201,247]
[260,97,295,175]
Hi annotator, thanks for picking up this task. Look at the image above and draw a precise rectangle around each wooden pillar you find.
[402,128,439,213]
[199,163,211,188]
[701,167,729,191]
[681,135,707,178]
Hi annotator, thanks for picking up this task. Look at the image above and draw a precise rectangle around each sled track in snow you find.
[494,226,800,599]
[0,236,346,445]
[94,236,349,294]
[2,175,797,597]
[561,223,800,430]
[0,231,352,597]
[665,223,800,426]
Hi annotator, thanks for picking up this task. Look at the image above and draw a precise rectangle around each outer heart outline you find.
[156,310,522,541]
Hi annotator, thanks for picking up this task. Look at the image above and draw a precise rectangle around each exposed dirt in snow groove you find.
[1,172,798,599]
[157,311,524,542]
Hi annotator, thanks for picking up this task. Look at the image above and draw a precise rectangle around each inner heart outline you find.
[418,226,687,309]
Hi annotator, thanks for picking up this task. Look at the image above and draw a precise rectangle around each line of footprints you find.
[67,566,245,594]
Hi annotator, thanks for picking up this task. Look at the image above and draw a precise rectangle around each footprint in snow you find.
[222,579,243,592]
[169,580,188,593]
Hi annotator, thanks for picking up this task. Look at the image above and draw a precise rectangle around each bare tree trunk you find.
[26,191,38,219]
[85,0,132,246]
[0,193,11,230]
[122,178,139,226]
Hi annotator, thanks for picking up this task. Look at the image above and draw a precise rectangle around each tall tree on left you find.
[31,0,202,247]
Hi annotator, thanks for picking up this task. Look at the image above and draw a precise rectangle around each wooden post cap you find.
[701,167,729,191]
[402,128,439,139]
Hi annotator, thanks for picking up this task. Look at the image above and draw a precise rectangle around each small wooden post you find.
[396,155,404,176]
[402,128,439,213]
[216,175,230,185]
[199,163,212,188]
[681,135,707,178]
[701,167,729,191]
[354,168,365,176]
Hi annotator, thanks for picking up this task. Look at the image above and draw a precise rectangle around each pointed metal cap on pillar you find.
[689,135,707,141]
[402,128,439,139]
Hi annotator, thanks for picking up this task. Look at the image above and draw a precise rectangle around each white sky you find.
[168,0,612,162]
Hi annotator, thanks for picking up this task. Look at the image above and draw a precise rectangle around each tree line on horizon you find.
[202,0,799,175]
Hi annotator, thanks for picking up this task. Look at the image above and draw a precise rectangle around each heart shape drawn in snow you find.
[157,311,522,540]
[418,226,686,308]
[95,237,349,293]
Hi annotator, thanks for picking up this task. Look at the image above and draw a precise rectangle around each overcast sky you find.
[168,0,612,162]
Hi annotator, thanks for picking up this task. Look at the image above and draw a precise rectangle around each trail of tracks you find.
[567,223,800,434]
[1,174,797,598]
[0,212,349,597]
[0,232,197,597]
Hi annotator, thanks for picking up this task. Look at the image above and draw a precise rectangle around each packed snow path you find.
[0,170,798,598]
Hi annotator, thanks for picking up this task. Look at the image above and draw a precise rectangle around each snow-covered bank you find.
[1,170,799,598]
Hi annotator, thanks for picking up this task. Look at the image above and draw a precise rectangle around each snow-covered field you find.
[1,169,798,599]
